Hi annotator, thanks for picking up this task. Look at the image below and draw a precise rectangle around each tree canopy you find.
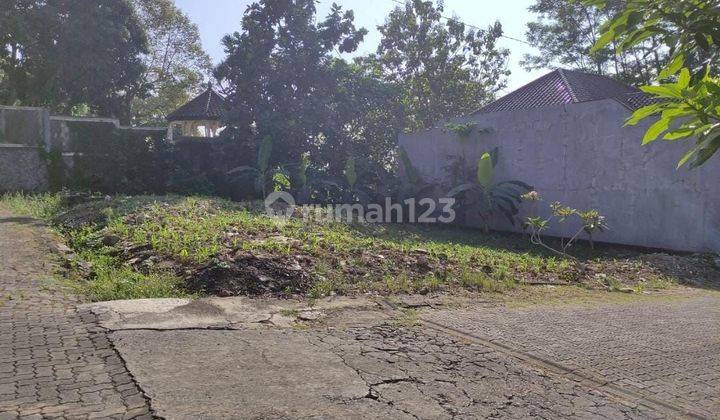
[129,0,212,125]
[0,0,148,122]
[368,0,510,130]
[215,0,389,173]
[523,0,668,86]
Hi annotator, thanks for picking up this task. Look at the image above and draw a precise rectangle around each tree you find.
[129,0,212,125]
[216,1,391,174]
[368,0,510,131]
[0,0,148,122]
[523,0,667,86]
[588,0,720,167]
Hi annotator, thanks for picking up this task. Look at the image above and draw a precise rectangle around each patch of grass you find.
[81,266,190,302]
[2,194,701,301]
[0,192,64,219]
[393,308,421,328]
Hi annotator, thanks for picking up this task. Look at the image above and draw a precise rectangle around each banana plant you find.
[227,136,276,197]
[341,156,372,204]
[447,151,532,231]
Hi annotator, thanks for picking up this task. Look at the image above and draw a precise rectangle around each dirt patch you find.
[188,251,313,297]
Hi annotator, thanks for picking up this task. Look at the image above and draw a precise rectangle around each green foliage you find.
[0,0,148,122]
[447,151,532,231]
[0,192,63,219]
[84,266,189,302]
[476,153,493,189]
[215,1,391,175]
[368,0,510,130]
[523,0,668,86]
[227,136,279,197]
[129,0,212,125]
[66,122,170,194]
[587,0,720,167]
[39,148,66,192]
[344,157,358,189]
[524,194,608,258]
[444,123,477,138]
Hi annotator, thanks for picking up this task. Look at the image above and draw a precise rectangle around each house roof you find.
[167,86,226,122]
[475,69,656,114]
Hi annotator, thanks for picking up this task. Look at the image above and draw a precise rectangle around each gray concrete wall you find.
[0,145,49,192]
[399,99,720,253]
[0,107,168,192]
[0,106,51,192]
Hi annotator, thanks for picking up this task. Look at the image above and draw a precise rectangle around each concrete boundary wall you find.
[399,99,720,253]
[0,106,169,193]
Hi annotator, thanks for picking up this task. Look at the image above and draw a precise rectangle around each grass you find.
[0,192,63,219]
[0,193,696,302]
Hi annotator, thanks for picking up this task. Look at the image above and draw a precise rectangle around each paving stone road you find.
[0,213,153,419]
[425,294,720,419]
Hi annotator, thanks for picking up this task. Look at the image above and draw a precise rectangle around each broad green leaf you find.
[258,136,273,173]
[663,128,695,140]
[659,54,684,79]
[677,141,704,168]
[297,153,310,187]
[677,68,691,89]
[691,133,720,168]
[344,157,357,188]
[643,117,671,144]
[640,85,683,99]
[591,29,615,53]
[626,103,661,125]
[447,183,477,198]
[476,152,493,189]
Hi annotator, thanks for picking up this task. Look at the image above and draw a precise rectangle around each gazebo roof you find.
[167,86,226,122]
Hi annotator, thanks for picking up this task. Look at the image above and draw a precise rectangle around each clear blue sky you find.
[174,0,546,92]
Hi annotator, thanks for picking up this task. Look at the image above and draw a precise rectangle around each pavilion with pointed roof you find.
[166,84,226,141]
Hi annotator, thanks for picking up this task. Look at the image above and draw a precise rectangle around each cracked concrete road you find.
[88,292,719,419]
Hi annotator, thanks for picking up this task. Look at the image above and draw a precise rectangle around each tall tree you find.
[369,0,510,131]
[523,0,667,86]
[0,0,148,122]
[215,0,374,170]
[129,0,212,125]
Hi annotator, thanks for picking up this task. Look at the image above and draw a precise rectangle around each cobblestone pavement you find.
[0,213,153,419]
[424,294,720,419]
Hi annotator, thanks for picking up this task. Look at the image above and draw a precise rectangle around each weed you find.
[393,308,421,328]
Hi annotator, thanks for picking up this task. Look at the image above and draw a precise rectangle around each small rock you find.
[55,243,73,255]
[713,256,720,270]
[297,311,325,321]
[101,235,121,246]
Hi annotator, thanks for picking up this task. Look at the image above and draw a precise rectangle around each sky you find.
[174,0,547,93]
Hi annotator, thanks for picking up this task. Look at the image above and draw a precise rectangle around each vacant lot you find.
[2,193,716,302]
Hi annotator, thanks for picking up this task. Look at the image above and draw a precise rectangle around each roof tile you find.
[167,87,226,122]
[476,69,653,114]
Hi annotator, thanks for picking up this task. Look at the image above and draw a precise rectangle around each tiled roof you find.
[475,69,654,114]
[614,91,664,110]
[167,86,226,121]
